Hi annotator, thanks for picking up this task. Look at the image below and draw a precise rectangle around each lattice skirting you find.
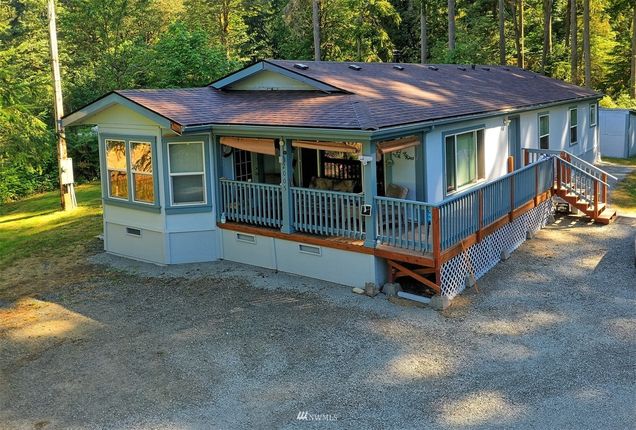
[440,198,554,299]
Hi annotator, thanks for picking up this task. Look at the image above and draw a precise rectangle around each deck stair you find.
[527,150,617,224]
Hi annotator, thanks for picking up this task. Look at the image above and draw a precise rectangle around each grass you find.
[601,156,636,166]
[0,183,103,268]
[611,170,636,215]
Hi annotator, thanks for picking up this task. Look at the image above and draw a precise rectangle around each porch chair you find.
[382,184,409,228]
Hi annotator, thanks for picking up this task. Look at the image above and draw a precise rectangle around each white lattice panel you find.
[440,199,553,298]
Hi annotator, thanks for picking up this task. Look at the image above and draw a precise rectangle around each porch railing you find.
[375,196,434,252]
[220,157,556,255]
[437,156,554,251]
[291,187,365,239]
[220,179,283,228]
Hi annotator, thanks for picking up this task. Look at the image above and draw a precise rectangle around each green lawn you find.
[0,183,103,268]
[601,156,636,166]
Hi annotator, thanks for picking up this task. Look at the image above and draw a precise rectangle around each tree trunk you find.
[448,0,455,52]
[570,0,578,85]
[512,0,521,66]
[541,0,552,73]
[631,4,635,98]
[312,0,321,61]
[565,0,570,48]
[420,0,428,64]
[583,0,591,87]
[498,0,505,65]
[519,0,525,68]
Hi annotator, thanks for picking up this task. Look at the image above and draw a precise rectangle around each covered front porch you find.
[215,132,556,295]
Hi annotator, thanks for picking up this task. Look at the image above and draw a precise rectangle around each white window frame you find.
[445,129,485,195]
[129,140,155,205]
[589,103,597,127]
[538,114,550,149]
[105,138,129,201]
[167,141,207,206]
[569,107,578,146]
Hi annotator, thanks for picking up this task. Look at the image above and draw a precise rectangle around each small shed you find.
[600,108,636,158]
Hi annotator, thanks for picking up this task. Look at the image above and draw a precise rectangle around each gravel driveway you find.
[1,215,635,429]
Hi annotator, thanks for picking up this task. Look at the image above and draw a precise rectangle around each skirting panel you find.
[440,198,554,299]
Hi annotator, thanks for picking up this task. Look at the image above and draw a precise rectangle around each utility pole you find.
[47,0,76,210]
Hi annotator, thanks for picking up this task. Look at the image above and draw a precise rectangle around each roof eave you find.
[61,92,179,130]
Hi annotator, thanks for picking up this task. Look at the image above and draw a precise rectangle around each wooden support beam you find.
[387,260,440,294]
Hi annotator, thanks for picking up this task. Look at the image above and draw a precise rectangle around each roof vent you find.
[428,66,439,71]
[503,67,511,71]
[481,67,491,71]
[393,65,404,71]
[294,63,309,70]
[348,64,362,71]
[457,66,467,71]
[471,64,476,70]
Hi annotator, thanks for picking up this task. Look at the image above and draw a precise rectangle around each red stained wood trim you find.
[220,222,374,255]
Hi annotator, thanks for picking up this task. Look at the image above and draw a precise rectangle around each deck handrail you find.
[220,179,283,228]
[557,157,611,187]
[291,187,365,239]
[375,196,435,252]
[526,148,617,181]
[431,158,548,208]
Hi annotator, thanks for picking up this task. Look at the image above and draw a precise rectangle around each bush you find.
[0,162,57,202]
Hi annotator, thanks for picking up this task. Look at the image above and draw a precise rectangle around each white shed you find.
[600,108,636,158]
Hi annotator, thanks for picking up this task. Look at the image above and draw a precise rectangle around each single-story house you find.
[63,60,616,299]
[600,108,636,159]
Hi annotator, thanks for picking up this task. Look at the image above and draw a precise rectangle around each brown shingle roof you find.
[116,60,599,130]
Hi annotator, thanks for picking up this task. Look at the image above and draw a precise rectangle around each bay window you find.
[130,141,154,203]
[104,136,157,206]
[445,129,485,193]
[168,141,206,205]
[106,139,128,199]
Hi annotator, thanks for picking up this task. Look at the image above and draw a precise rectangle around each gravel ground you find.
[1,214,635,429]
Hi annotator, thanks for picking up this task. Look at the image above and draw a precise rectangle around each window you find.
[130,141,154,203]
[538,114,550,150]
[445,129,485,193]
[106,139,128,199]
[103,136,157,208]
[234,148,253,181]
[569,108,578,145]
[590,103,597,127]
[168,142,206,205]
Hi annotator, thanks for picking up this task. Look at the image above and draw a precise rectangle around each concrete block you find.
[430,295,451,311]
[526,230,535,240]
[382,282,402,297]
[352,287,365,295]
[365,282,379,297]
[501,249,511,261]
[465,274,477,288]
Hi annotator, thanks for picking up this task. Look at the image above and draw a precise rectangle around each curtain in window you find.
[455,132,476,188]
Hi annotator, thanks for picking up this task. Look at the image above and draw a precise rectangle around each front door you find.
[508,116,522,169]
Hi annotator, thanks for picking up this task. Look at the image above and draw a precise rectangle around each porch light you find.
[503,117,511,127]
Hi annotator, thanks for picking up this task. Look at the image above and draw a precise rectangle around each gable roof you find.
[64,60,600,131]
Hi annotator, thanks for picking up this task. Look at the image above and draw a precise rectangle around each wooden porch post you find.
[508,156,515,221]
[362,140,378,248]
[280,138,295,234]
[524,149,530,166]
[432,207,441,285]
[601,172,607,204]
